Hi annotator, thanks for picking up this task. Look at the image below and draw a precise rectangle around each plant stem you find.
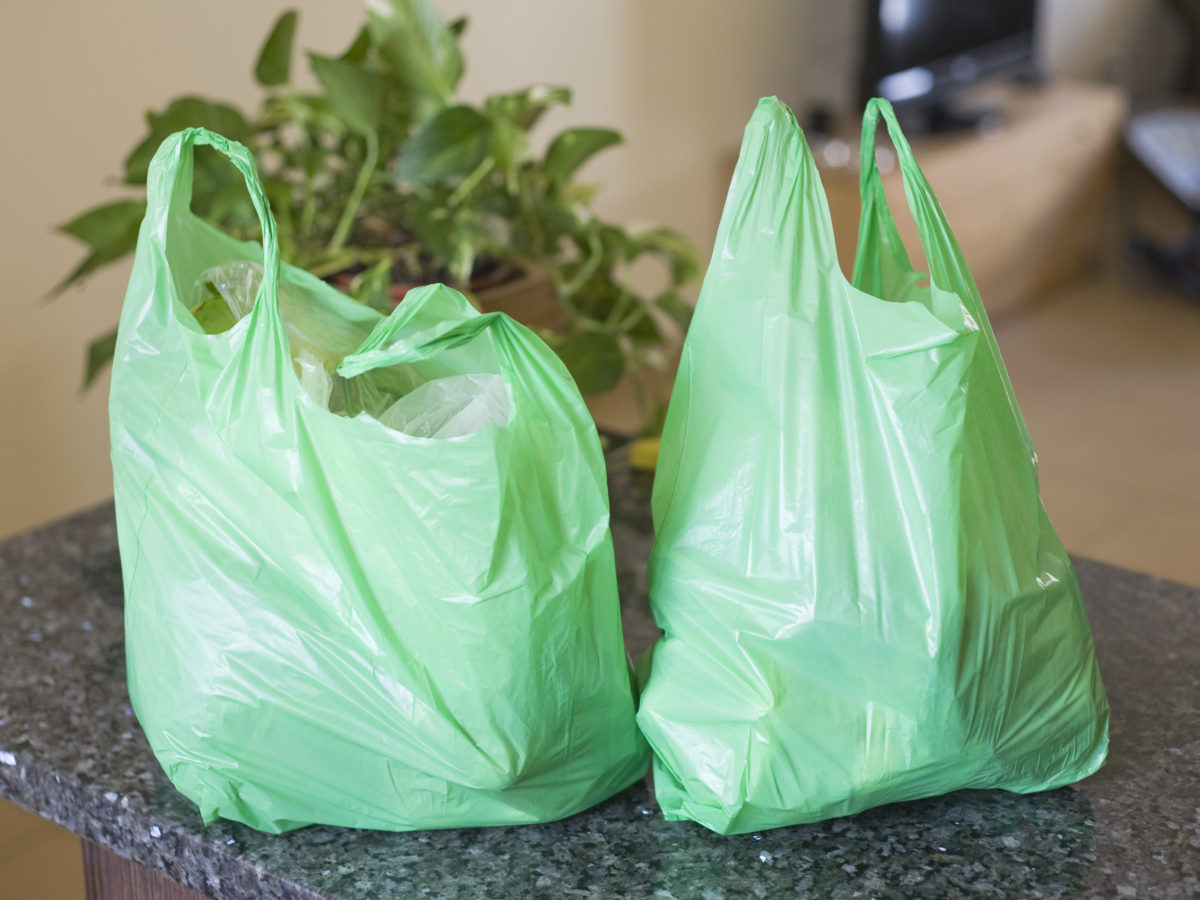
[307,252,363,279]
[615,301,650,333]
[328,132,378,253]
[307,245,409,279]
[604,287,635,327]
[559,229,604,298]
[521,174,546,256]
[449,157,494,207]
[301,175,317,236]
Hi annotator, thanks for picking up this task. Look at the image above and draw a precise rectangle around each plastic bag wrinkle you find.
[112,128,647,833]
[636,98,1108,834]
[190,260,511,438]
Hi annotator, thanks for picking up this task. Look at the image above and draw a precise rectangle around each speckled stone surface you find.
[1,451,1197,899]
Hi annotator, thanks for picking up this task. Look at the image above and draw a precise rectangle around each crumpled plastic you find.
[110,127,647,833]
[191,261,510,437]
[294,348,333,409]
[635,98,1109,835]
[377,373,509,438]
[191,259,333,363]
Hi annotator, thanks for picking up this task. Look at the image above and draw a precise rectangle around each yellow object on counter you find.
[629,437,660,471]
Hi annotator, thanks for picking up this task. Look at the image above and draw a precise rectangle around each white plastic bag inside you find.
[295,349,333,409]
[193,261,329,360]
[377,374,510,439]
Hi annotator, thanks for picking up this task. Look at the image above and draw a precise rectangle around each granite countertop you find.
[1,453,1198,899]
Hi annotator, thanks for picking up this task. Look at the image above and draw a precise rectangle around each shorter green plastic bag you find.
[110,128,648,833]
[636,99,1109,834]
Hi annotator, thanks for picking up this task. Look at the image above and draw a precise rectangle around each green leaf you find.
[254,9,298,86]
[427,216,480,285]
[54,246,130,295]
[655,290,694,332]
[487,117,526,184]
[446,238,477,286]
[194,173,257,229]
[560,180,599,207]
[551,330,625,396]
[123,97,251,185]
[366,0,463,115]
[259,92,346,142]
[349,259,395,312]
[625,302,662,344]
[597,224,637,263]
[409,195,481,284]
[484,85,571,131]
[84,329,118,386]
[59,200,146,249]
[189,290,239,334]
[53,200,146,294]
[544,128,622,187]
[308,53,382,136]
[394,105,491,185]
[339,26,372,62]
[633,227,702,285]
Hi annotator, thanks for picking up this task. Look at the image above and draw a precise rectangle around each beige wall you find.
[1041,0,1181,98]
[0,0,1174,538]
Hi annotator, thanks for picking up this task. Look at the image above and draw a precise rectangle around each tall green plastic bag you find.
[109,128,648,833]
[636,99,1109,834]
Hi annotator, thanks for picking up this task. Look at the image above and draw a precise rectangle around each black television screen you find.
[859,0,1038,126]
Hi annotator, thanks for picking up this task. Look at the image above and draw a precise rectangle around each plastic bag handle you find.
[333,281,561,402]
[147,127,284,337]
[337,310,512,378]
[853,99,979,310]
[337,284,598,440]
[336,284,494,377]
[856,100,1035,452]
[708,97,843,320]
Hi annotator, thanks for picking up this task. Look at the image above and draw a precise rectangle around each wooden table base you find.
[82,840,208,900]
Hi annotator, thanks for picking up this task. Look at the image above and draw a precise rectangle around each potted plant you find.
[54,0,698,434]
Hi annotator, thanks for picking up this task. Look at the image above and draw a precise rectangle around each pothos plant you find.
[55,0,699,434]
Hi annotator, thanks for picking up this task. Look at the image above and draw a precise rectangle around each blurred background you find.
[1,2,1199,896]
[0,0,1196,560]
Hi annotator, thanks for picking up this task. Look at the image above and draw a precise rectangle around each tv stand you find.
[899,99,1004,135]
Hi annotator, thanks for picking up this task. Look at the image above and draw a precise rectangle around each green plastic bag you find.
[636,99,1109,834]
[110,128,648,833]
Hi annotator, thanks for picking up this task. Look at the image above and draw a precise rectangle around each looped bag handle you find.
[142,130,593,436]
[855,99,1034,447]
[145,127,286,345]
[853,98,982,318]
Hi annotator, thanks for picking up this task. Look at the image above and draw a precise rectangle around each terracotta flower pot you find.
[462,266,567,333]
